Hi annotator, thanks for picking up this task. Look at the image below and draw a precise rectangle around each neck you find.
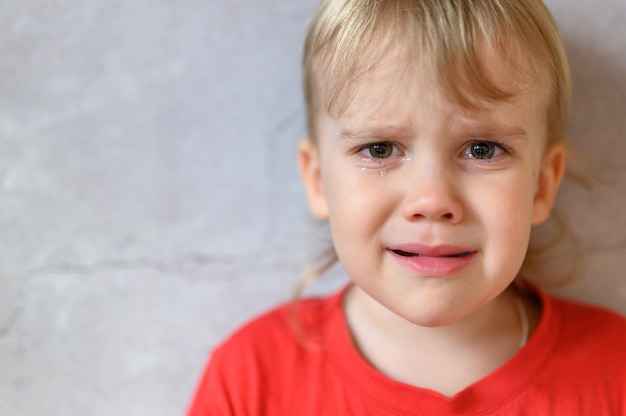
[344,285,532,396]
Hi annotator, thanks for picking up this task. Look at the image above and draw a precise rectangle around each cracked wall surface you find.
[0,0,625,414]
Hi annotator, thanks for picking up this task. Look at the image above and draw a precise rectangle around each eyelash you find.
[353,142,406,169]
[461,140,511,163]
[351,139,512,173]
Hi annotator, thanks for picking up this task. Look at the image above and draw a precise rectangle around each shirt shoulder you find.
[216,289,342,356]
[523,293,626,414]
[551,295,626,348]
[187,290,345,416]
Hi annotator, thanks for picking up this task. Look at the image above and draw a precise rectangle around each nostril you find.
[401,193,463,223]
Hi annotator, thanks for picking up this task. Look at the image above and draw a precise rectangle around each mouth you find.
[391,249,474,258]
[387,245,477,276]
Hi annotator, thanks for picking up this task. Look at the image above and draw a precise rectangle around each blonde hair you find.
[299,0,576,291]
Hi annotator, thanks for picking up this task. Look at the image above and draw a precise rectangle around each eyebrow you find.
[455,120,529,139]
[338,125,412,140]
[339,123,528,142]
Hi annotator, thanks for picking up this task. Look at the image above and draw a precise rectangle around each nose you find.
[401,162,464,224]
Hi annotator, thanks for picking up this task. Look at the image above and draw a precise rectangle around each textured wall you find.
[0,0,624,414]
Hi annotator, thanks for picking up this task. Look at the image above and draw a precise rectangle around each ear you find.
[531,142,566,225]
[298,138,329,220]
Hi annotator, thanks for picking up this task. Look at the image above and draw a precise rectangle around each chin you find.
[398,307,467,328]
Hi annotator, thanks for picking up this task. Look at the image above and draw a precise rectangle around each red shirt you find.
[188,287,626,415]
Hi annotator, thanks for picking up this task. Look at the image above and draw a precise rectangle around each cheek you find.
[468,173,535,271]
[324,169,399,247]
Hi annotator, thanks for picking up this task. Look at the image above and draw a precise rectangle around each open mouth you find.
[392,249,473,258]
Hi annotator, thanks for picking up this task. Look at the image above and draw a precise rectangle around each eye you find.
[368,142,394,158]
[464,141,500,160]
[353,141,407,172]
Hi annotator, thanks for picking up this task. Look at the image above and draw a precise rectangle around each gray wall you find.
[1,0,624,414]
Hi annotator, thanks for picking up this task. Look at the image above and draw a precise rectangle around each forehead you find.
[317,37,552,129]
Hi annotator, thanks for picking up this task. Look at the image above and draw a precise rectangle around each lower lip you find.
[388,250,476,276]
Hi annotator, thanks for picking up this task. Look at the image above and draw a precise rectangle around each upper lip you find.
[387,244,476,258]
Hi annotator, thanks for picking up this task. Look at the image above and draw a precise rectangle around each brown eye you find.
[368,143,393,158]
[469,141,496,159]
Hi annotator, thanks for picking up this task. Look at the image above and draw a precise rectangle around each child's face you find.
[299,49,565,326]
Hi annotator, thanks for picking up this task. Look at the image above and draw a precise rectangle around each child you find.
[189,0,626,414]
